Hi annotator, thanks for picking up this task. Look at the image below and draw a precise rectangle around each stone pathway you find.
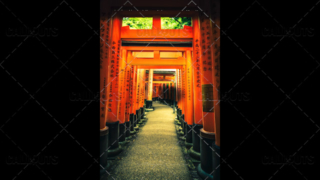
[111,102,192,180]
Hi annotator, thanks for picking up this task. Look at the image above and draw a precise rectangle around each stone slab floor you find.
[110,102,192,180]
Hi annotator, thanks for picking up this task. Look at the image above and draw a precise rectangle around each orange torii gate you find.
[100,10,220,180]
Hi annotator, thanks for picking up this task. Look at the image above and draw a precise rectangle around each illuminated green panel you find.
[122,17,153,29]
[161,17,192,29]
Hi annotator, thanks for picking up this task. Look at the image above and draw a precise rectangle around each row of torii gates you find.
[100,2,220,179]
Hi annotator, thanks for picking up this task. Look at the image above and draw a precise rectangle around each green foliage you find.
[161,17,192,29]
[122,17,153,29]
[122,17,192,29]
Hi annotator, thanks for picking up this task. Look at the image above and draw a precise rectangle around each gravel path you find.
[112,102,192,180]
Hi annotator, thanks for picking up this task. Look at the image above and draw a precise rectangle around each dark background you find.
[1,0,319,179]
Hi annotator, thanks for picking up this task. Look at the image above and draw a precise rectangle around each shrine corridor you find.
[111,102,192,179]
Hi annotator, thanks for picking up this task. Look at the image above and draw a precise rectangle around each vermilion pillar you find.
[177,69,182,128]
[163,83,166,103]
[168,82,172,105]
[159,82,162,102]
[168,83,171,105]
[146,69,154,109]
[197,1,217,178]
[164,82,166,103]
[177,70,180,109]
[176,70,179,108]
[172,82,175,105]
[210,1,220,179]
[139,69,146,122]
[200,12,215,132]
[181,64,186,120]
[180,64,187,140]
[189,15,204,161]
[134,69,141,130]
[145,81,148,101]
[184,50,194,148]
[118,49,127,145]
[124,53,132,139]
[154,84,158,100]
[172,78,176,114]
[105,14,122,157]
[130,65,137,134]
[211,2,220,148]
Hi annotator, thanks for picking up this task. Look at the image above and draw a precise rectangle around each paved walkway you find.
[112,102,192,180]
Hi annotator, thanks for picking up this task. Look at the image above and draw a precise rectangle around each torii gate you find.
[100,7,220,179]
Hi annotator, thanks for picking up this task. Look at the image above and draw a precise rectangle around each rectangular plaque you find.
[202,84,214,112]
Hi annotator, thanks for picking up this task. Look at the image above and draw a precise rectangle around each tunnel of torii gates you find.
[99,5,220,180]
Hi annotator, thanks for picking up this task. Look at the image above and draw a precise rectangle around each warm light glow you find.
[132,52,154,58]
[160,52,182,59]
[153,69,176,71]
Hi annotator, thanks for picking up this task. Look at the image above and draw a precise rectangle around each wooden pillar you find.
[135,69,141,112]
[140,69,146,113]
[197,1,218,178]
[210,1,221,178]
[124,52,132,138]
[193,15,204,126]
[118,49,127,143]
[177,70,180,108]
[147,69,154,109]
[168,82,171,105]
[136,69,143,123]
[100,10,112,129]
[176,69,180,109]
[105,14,122,156]
[211,1,220,147]
[130,65,137,133]
[181,63,186,120]
[147,69,154,100]
[189,14,204,161]
[118,49,127,125]
[200,12,215,132]
[159,83,162,100]
[106,15,121,123]
[185,50,194,147]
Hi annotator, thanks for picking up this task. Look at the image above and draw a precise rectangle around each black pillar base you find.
[139,107,144,123]
[197,128,215,180]
[142,107,147,119]
[125,121,132,140]
[130,114,136,134]
[197,164,213,180]
[134,113,139,131]
[178,117,185,136]
[185,123,193,149]
[189,124,203,161]
[146,100,152,109]
[179,110,183,127]
[100,127,109,178]
[119,123,126,145]
[106,121,123,157]
[189,147,201,162]
[174,117,180,124]
[135,110,139,123]
[212,143,220,180]
[181,114,185,128]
